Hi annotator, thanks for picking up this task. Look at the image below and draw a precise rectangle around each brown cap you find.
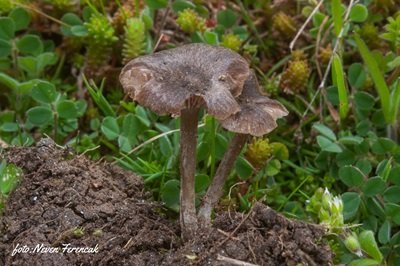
[220,72,288,136]
[119,43,250,120]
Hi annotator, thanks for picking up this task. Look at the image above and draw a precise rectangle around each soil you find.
[0,139,333,265]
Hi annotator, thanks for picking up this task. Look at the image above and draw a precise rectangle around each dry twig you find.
[217,254,260,266]
[0,138,8,149]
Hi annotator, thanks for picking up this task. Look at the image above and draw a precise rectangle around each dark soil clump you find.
[0,139,332,265]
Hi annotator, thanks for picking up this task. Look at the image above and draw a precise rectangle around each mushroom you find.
[198,71,289,224]
[119,43,250,240]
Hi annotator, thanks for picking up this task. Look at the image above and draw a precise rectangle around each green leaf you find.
[0,59,10,71]
[354,35,391,124]
[121,114,138,139]
[390,231,400,246]
[191,31,204,43]
[364,215,379,233]
[342,192,361,220]
[56,100,78,118]
[339,166,364,187]
[31,81,58,103]
[154,123,171,133]
[362,176,386,197]
[159,136,173,157]
[356,160,372,176]
[82,6,93,22]
[316,136,342,153]
[388,56,400,70]
[0,17,15,40]
[336,149,356,167]
[195,5,209,18]
[101,116,120,140]
[36,52,58,71]
[135,106,151,127]
[348,63,366,89]
[312,11,326,27]
[266,159,281,176]
[232,26,248,40]
[366,197,386,219]
[354,91,375,111]
[17,79,39,94]
[161,179,180,212]
[118,135,132,153]
[217,9,237,28]
[339,136,363,145]
[270,142,289,160]
[235,156,253,180]
[385,203,400,225]
[378,220,391,244]
[0,72,18,90]
[195,174,210,193]
[388,166,400,185]
[313,123,336,141]
[172,0,196,13]
[17,56,37,75]
[371,137,395,154]
[9,7,31,31]
[27,106,53,126]
[0,39,11,58]
[0,122,18,132]
[332,55,349,120]
[141,9,153,30]
[144,0,168,9]
[0,163,21,195]
[376,159,392,181]
[348,258,381,266]
[331,0,343,37]
[349,4,368,23]
[70,25,88,37]
[383,186,400,203]
[356,120,370,136]
[17,53,57,77]
[197,141,209,162]
[60,13,83,36]
[359,230,383,262]
[11,132,33,146]
[203,31,219,45]
[118,114,138,152]
[75,99,87,116]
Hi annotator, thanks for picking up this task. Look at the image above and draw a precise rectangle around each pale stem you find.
[179,107,199,240]
[198,133,248,225]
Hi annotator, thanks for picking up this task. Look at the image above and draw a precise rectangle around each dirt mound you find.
[163,205,332,265]
[0,139,332,265]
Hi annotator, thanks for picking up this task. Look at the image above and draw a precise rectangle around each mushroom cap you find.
[220,72,288,137]
[119,43,250,120]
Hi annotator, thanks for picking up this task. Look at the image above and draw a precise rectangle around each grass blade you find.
[332,54,349,120]
[354,34,391,123]
[83,76,116,117]
[331,0,343,37]
[391,79,400,123]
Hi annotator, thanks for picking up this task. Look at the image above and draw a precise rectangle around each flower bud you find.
[344,235,362,257]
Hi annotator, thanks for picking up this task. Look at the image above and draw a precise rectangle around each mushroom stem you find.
[198,133,249,225]
[179,107,200,240]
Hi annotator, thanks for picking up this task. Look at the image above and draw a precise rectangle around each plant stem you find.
[179,108,199,240]
[198,133,248,225]
[53,106,58,142]
[209,117,216,177]
[387,123,398,142]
